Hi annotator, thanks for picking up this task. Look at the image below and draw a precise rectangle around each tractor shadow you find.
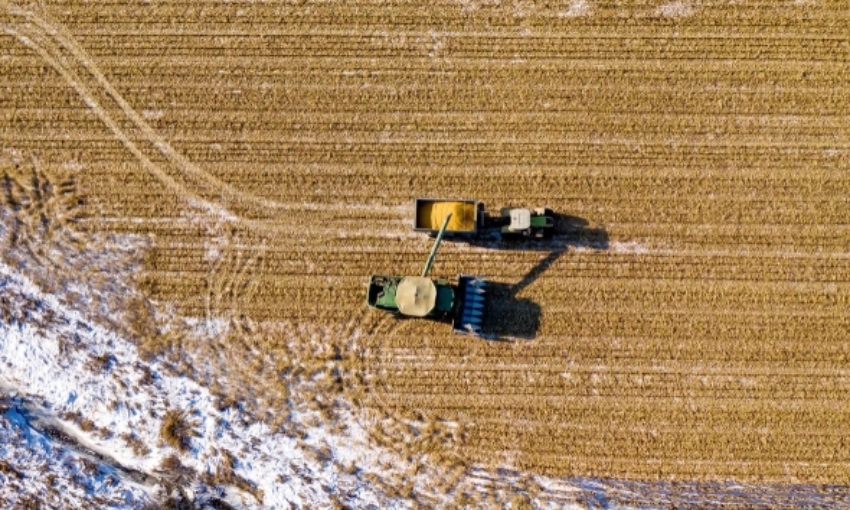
[453,212,609,252]
[552,213,610,251]
[473,214,609,342]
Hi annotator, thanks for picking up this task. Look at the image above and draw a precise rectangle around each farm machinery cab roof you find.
[367,214,486,336]
[507,208,532,231]
[499,207,555,237]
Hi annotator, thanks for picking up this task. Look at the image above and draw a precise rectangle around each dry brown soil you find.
[2,0,849,486]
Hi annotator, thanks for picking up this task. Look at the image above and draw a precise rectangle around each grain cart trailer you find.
[413,198,483,237]
[414,197,554,238]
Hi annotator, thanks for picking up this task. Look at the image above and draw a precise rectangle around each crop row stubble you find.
[2,0,849,486]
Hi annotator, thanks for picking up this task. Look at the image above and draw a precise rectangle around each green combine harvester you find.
[367,214,486,336]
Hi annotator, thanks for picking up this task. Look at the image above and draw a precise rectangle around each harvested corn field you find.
[1,0,850,506]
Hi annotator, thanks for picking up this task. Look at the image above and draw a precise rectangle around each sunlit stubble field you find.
[1,0,849,485]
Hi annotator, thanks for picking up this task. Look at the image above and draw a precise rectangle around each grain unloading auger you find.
[366,214,487,336]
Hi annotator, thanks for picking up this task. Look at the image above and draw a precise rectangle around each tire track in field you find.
[202,233,265,326]
[0,1,374,227]
[0,9,467,495]
[0,2,261,219]
[0,14,228,220]
[0,150,84,268]
[6,0,849,489]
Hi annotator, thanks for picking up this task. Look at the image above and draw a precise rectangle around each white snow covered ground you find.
[0,397,153,509]
[0,256,410,508]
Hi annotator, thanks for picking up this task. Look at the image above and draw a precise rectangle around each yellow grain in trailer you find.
[414,198,480,235]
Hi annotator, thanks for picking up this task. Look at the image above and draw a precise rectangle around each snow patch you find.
[0,260,400,508]
[609,241,651,254]
[656,1,696,18]
[141,109,164,120]
[558,0,591,17]
[0,406,156,508]
[61,159,84,171]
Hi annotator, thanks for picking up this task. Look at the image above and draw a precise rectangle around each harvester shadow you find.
[475,215,609,342]
[454,213,609,252]
[478,252,559,342]
[479,281,542,342]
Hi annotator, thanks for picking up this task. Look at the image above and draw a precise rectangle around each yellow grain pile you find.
[417,201,476,231]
